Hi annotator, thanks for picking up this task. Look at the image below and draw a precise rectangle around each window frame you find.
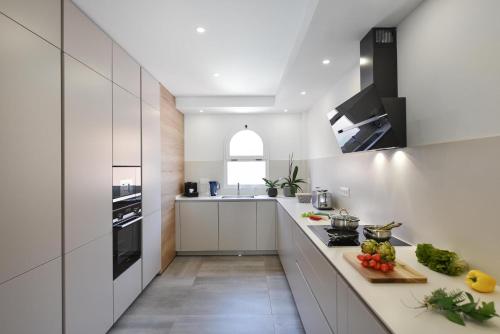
[224,129,269,188]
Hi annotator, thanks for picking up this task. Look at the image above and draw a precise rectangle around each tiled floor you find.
[109,255,305,334]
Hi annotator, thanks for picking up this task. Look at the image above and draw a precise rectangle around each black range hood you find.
[328,28,406,153]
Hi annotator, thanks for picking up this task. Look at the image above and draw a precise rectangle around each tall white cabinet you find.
[0,8,62,334]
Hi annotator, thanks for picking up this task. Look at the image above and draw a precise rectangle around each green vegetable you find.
[416,244,468,276]
[417,288,499,326]
[301,212,314,218]
[376,241,396,262]
[361,239,379,254]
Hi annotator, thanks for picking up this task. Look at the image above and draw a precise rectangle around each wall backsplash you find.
[304,0,500,278]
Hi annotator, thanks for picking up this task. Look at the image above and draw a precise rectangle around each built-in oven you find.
[112,167,142,280]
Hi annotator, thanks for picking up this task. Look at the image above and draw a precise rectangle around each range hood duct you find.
[329,28,406,153]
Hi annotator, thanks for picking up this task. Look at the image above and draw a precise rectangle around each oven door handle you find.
[115,216,143,229]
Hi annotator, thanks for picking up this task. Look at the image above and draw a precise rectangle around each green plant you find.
[280,153,306,193]
[414,288,498,326]
[262,178,280,189]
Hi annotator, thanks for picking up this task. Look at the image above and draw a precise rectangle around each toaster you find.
[312,188,333,210]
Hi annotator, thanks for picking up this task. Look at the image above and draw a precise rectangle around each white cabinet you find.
[0,0,61,47]
[142,101,161,215]
[113,43,140,97]
[114,259,142,321]
[0,14,61,283]
[219,202,257,250]
[63,0,112,79]
[142,210,161,288]
[257,201,276,250]
[179,202,218,251]
[277,204,295,277]
[337,276,389,334]
[113,84,141,166]
[293,262,333,334]
[141,68,160,110]
[0,258,62,334]
[64,233,113,334]
[64,55,112,253]
[294,223,338,332]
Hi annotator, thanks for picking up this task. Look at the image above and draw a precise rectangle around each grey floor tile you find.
[109,314,175,334]
[273,314,305,334]
[170,315,275,334]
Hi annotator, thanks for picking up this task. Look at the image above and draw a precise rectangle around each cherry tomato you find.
[375,262,381,270]
[369,260,377,268]
[380,263,389,273]
[363,254,372,261]
[372,254,381,262]
[357,254,365,261]
[362,261,369,268]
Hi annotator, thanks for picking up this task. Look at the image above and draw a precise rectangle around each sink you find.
[221,195,255,199]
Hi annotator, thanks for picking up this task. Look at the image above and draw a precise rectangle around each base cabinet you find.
[219,202,257,250]
[64,234,113,334]
[257,201,276,250]
[114,259,142,322]
[179,202,219,251]
[142,210,161,288]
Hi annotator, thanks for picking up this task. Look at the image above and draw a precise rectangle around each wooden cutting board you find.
[343,252,427,283]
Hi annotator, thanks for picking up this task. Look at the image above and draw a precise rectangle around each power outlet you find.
[339,186,350,198]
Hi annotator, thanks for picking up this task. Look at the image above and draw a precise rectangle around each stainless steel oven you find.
[112,167,142,280]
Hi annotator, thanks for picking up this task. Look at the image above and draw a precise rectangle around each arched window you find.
[226,129,266,185]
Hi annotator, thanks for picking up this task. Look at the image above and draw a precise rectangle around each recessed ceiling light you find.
[300,91,307,95]
[213,72,220,78]
[322,59,331,65]
[199,109,204,113]
[284,109,288,112]
[196,26,206,34]
[360,57,369,65]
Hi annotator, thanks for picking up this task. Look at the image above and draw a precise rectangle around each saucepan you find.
[363,222,403,241]
[330,208,360,231]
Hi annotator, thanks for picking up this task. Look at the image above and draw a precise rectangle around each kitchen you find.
[1,0,499,334]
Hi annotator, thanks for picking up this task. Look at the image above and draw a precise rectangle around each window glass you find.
[229,130,264,157]
[227,161,266,185]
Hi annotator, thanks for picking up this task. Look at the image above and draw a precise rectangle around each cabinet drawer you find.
[292,261,333,334]
[294,224,338,331]
[113,259,142,321]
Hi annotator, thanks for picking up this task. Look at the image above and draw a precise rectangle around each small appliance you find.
[184,182,199,197]
[209,181,220,196]
[311,188,333,210]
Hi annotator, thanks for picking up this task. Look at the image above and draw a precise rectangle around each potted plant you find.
[280,153,306,197]
[262,178,280,197]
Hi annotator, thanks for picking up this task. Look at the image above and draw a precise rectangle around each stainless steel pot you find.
[362,222,402,241]
[330,209,360,230]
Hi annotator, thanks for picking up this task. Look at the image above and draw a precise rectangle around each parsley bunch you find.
[418,288,499,326]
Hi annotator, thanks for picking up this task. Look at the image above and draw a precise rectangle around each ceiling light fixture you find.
[300,91,307,95]
[199,109,204,113]
[322,59,331,65]
[284,109,288,112]
[213,72,220,78]
[196,26,206,34]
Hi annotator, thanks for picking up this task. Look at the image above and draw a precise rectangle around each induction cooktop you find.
[308,225,410,247]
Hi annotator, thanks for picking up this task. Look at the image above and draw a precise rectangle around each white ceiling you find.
[73,0,423,113]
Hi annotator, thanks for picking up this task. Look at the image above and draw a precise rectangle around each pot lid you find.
[331,208,359,222]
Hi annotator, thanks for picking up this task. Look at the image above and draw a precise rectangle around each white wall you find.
[304,0,500,278]
[184,113,308,194]
[185,113,305,161]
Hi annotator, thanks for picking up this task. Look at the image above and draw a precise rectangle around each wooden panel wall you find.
[160,85,184,271]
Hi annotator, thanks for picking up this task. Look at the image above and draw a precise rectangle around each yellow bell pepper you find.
[465,270,496,293]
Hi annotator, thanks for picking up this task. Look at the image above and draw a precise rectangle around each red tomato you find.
[357,254,365,261]
[363,254,372,261]
[380,263,389,273]
[372,254,381,262]
[362,261,369,268]
[375,262,381,270]
[369,260,377,268]
[387,263,395,271]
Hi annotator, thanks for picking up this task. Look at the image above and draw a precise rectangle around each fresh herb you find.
[416,288,499,326]
[415,244,468,276]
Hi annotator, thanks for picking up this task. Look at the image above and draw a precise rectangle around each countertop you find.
[275,197,500,334]
[175,194,277,201]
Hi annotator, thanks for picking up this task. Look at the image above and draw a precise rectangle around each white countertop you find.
[276,197,500,334]
[175,194,277,201]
